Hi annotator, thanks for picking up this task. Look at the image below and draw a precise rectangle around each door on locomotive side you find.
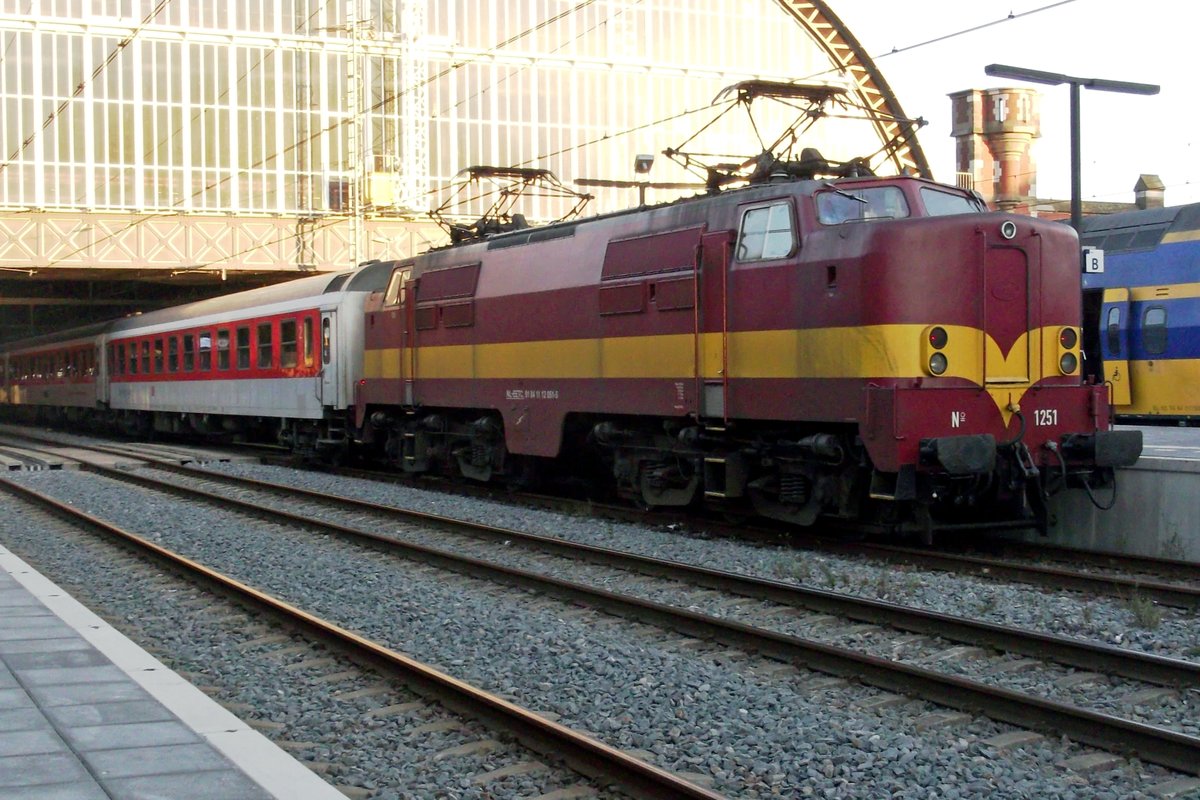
[384,266,414,406]
[1101,287,1132,406]
[698,230,733,421]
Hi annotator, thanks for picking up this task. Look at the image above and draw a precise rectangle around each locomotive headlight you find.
[922,325,951,376]
[1059,327,1078,349]
[1000,220,1017,240]
[1059,352,1078,375]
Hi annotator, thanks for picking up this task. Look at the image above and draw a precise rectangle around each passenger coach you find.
[1,263,392,454]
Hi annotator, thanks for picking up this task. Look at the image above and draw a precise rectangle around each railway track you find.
[1,442,1197,784]
[0,472,721,800]
[7,425,1198,611]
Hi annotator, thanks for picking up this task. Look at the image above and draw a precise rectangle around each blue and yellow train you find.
[1081,203,1200,423]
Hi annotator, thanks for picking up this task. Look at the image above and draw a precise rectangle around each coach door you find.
[319,312,337,406]
[1101,288,1132,406]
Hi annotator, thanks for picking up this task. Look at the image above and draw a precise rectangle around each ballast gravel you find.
[204,461,1200,663]
[0,467,1192,799]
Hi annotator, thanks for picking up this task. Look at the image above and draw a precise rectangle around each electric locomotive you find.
[354,165,1141,537]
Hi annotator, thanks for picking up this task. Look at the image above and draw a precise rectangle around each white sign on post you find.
[1082,246,1105,274]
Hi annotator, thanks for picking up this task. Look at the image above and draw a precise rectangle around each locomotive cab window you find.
[384,267,412,306]
[816,186,909,224]
[736,201,795,261]
[1143,306,1168,355]
[920,187,984,216]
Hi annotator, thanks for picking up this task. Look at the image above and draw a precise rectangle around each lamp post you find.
[983,64,1158,233]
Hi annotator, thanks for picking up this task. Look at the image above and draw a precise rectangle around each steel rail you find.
[121,459,1200,690]
[58,463,1200,776]
[801,537,1200,610]
[964,540,1200,586]
[0,474,725,800]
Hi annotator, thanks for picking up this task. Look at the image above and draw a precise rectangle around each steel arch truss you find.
[776,1,932,177]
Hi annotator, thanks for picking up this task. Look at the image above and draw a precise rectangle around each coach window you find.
[1143,307,1168,355]
[322,317,331,364]
[116,344,125,376]
[303,317,314,367]
[736,202,795,261]
[167,337,179,373]
[217,329,230,370]
[140,341,151,373]
[280,320,298,368]
[153,339,164,373]
[236,327,251,369]
[198,332,212,370]
[182,334,195,371]
[257,323,273,369]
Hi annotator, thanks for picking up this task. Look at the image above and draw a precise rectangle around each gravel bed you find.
[0,497,617,800]
[1,469,1192,798]
[133,465,1200,738]
[201,462,1200,662]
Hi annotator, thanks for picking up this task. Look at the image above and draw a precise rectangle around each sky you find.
[829,0,1196,206]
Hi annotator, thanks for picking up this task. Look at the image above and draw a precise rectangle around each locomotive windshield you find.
[920,187,987,216]
[816,186,910,224]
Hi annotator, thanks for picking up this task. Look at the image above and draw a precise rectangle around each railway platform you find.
[1041,426,1200,561]
[0,546,342,800]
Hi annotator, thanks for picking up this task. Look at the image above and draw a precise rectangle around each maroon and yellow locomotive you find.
[356,165,1141,536]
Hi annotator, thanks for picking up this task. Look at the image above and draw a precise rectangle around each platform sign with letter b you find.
[1082,246,1104,274]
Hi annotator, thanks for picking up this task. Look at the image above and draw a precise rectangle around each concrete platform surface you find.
[0,546,345,800]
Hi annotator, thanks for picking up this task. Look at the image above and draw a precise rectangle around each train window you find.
[280,320,298,368]
[236,327,251,369]
[217,329,230,370]
[116,344,125,376]
[322,317,331,365]
[167,337,179,373]
[1143,307,1168,355]
[1106,308,1121,355]
[182,334,195,371]
[816,186,909,224]
[303,317,314,367]
[128,343,137,374]
[199,331,212,370]
[140,341,150,374]
[919,188,982,216]
[737,202,795,261]
[257,323,273,369]
[152,339,163,373]
[384,267,411,306]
